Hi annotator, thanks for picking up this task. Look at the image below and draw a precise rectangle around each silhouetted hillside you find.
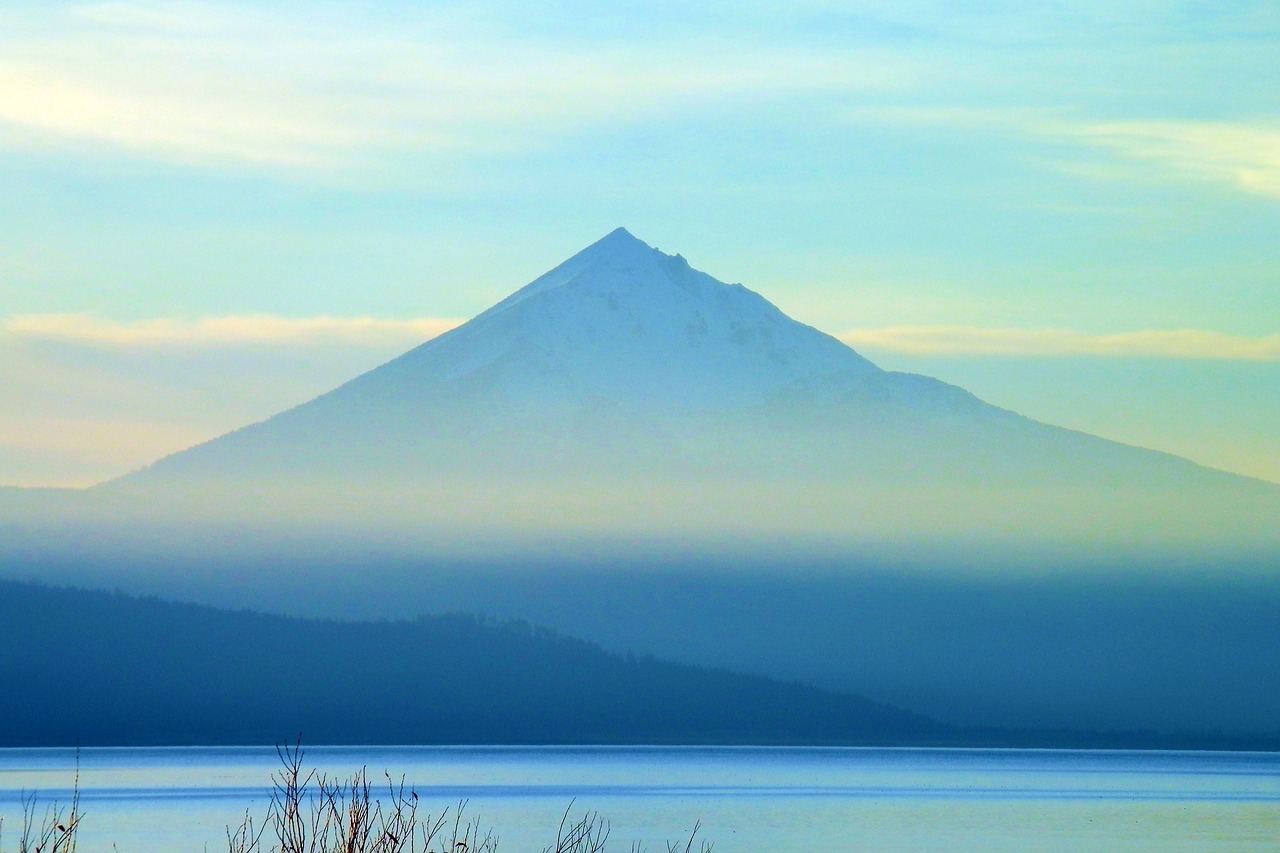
[0,580,940,746]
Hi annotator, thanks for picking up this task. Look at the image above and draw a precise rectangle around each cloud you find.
[0,2,907,172]
[0,413,208,462]
[848,106,1280,201]
[4,312,1279,487]
[0,309,452,486]
[1064,121,1280,200]
[2,314,461,347]
[9,313,1277,362]
[72,0,245,31]
[847,105,1057,129]
[841,326,1280,360]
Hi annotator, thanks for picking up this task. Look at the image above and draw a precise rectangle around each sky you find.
[2,0,1278,487]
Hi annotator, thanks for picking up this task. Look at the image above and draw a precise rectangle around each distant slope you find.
[102,227,1227,489]
[0,580,939,747]
[8,580,1276,749]
[92,228,1278,547]
[107,228,879,486]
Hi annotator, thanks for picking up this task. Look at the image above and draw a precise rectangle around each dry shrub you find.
[3,743,711,853]
[227,741,495,853]
[228,743,712,853]
[0,766,82,853]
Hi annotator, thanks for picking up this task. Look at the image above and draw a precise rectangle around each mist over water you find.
[4,522,1278,740]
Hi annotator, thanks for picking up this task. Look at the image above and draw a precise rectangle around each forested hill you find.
[0,580,939,746]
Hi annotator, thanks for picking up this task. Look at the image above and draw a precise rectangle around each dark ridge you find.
[0,579,940,747]
[5,579,1278,750]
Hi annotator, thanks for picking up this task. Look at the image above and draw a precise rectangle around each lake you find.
[1,746,1277,851]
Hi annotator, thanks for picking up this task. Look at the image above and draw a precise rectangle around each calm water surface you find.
[1,746,1277,852]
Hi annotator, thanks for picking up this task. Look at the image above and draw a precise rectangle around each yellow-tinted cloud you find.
[0,413,209,462]
[842,326,1280,360]
[1067,120,1280,200]
[2,314,461,347]
[0,59,374,168]
[0,3,905,171]
[848,107,1280,201]
[9,314,1278,361]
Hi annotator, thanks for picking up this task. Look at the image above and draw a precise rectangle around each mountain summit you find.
[106,229,1277,545]
[111,228,938,486]
[343,226,877,411]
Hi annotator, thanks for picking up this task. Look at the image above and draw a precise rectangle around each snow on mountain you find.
[99,227,1279,550]
[344,227,878,412]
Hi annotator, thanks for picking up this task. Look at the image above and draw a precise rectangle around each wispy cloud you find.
[849,106,1280,200]
[0,413,209,461]
[1065,120,1280,200]
[9,313,1278,361]
[0,2,907,172]
[842,326,1280,360]
[2,314,461,347]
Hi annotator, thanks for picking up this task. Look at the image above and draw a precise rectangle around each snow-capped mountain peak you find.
[105,227,1279,553]
[482,227,658,315]
[370,228,879,410]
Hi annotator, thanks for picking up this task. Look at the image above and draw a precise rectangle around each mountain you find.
[94,227,1277,548]
[110,227,878,483]
[4,229,1279,742]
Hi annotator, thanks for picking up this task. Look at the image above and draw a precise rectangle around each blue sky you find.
[2,0,1278,485]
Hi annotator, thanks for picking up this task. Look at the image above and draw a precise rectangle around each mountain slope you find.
[114,228,881,483]
[92,228,1277,547]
